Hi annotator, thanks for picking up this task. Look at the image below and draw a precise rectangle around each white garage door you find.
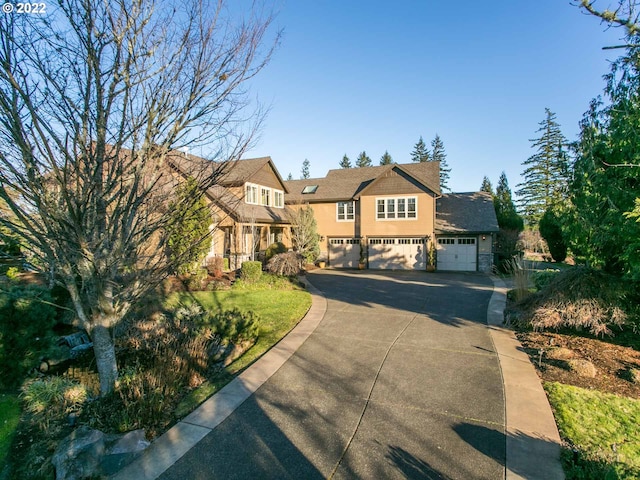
[368,238,427,270]
[437,237,477,271]
[329,238,360,268]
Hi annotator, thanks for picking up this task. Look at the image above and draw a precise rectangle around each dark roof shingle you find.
[435,192,499,234]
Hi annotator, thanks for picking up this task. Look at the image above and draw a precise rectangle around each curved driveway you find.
[157,270,505,479]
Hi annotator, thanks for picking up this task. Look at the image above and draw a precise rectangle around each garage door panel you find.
[329,238,360,268]
[369,238,426,270]
[437,237,477,271]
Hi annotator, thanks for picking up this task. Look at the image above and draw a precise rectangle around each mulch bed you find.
[516,330,640,399]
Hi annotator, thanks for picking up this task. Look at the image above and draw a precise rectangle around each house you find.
[284,163,499,272]
[168,153,292,268]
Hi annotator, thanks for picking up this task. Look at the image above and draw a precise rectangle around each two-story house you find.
[169,153,292,269]
[284,162,498,272]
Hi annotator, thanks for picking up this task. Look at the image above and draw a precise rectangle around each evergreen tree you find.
[301,158,310,179]
[286,172,293,181]
[539,207,567,262]
[431,134,451,192]
[495,172,524,231]
[411,136,430,163]
[379,151,394,165]
[339,154,352,168]
[516,108,570,226]
[356,151,372,168]
[480,176,494,194]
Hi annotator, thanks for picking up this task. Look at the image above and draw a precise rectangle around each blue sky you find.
[241,1,623,194]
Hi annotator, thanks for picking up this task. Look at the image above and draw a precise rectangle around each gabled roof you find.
[284,162,441,203]
[170,154,288,192]
[435,192,499,234]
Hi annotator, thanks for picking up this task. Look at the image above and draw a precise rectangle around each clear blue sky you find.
[241,1,623,194]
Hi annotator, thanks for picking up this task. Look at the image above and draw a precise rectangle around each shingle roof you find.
[435,192,499,234]
[284,162,441,203]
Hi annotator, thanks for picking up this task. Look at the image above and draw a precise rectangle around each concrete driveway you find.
[156,270,505,479]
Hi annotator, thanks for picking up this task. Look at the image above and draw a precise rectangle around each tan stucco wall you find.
[359,194,435,238]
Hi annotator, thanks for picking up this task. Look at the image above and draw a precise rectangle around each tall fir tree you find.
[495,172,524,231]
[431,134,451,192]
[411,136,430,162]
[301,158,310,179]
[356,151,372,168]
[339,154,352,168]
[379,151,394,165]
[286,172,293,181]
[480,176,494,195]
[516,108,570,226]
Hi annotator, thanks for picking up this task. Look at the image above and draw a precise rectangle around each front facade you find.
[285,163,441,270]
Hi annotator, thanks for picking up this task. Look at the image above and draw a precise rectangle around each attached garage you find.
[368,237,427,270]
[328,238,360,268]
[436,237,477,271]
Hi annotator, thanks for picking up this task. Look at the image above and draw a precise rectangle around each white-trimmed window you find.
[376,196,418,220]
[245,183,258,204]
[274,190,284,208]
[260,187,270,206]
[337,201,355,221]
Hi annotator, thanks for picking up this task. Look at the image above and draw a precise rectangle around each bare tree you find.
[0,0,278,395]
[578,1,640,35]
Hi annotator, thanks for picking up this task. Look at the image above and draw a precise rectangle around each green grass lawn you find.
[0,393,20,470]
[166,279,312,417]
[545,382,640,479]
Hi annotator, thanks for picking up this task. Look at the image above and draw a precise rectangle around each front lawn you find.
[165,278,312,417]
[0,394,20,470]
[545,382,640,479]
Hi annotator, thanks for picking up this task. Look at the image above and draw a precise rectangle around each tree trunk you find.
[90,323,118,396]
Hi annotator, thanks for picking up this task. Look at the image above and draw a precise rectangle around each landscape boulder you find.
[52,426,149,479]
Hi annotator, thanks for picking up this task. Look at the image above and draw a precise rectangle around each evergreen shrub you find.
[240,261,262,283]
[265,242,287,261]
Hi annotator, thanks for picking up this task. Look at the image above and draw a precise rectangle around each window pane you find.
[408,198,416,218]
[397,198,406,218]
[337,202,345,220]
[347,202,354,219]
[377,199,385,219]
[387,199,395,218]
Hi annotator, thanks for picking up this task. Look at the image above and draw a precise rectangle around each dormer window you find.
[244,182,284,208]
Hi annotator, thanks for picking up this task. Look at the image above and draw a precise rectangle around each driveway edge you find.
[488,275,565,480]
[110,279,327,480]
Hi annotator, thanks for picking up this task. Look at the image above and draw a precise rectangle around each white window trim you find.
[245,183,259,205]
[336,201,355,222]
[375,196,418,220]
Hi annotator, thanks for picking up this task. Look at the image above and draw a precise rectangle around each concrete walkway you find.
[112,271,563,480]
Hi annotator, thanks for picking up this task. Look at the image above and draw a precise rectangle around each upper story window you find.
[376,196,417,220]
[337,201,355,221]
[245,182,284,208]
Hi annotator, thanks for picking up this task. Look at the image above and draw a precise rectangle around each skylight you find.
[302,185,318,194]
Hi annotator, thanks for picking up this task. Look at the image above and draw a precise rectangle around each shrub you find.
[21,377,88,429]
[211,308,259,345]
[5,266,20,280]
[240,261,262,283]
[532,269,560,291]
[539,208,567,262]
[266,252,304,276]
[0,284,58,389]
[265,242,287,261]
[507,267,630,336]
[185,268,208,291]
[205,256,225,277]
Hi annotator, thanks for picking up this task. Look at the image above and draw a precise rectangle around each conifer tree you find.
[379,151,394,165]
[495,172,524,231]
[286,172,293,181]
[516,109,570,226]
[431,134,451,192]
[480,176,494,195]
[411,136,430,162]
[339,154,352,168]
[356,151,372,168]
[301,158,310,179]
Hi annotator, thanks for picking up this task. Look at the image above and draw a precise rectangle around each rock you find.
[567,358,597,378]
[52,427,149,479]
[52,426,105,480]
[546,347,575,361]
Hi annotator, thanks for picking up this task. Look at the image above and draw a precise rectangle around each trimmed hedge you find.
[240,261,262,283]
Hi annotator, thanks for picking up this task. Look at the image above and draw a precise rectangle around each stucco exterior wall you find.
[359,193,435,239]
